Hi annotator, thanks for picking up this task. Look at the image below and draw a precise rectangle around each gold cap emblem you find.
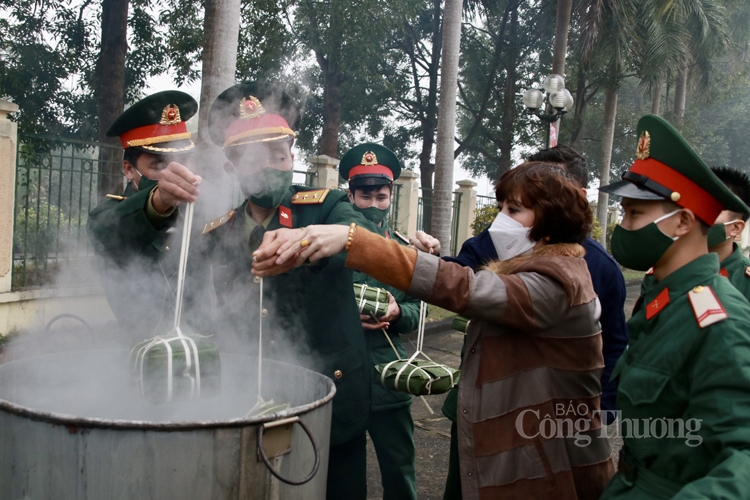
[160,104,182,126]
[361,151,378,166]
[636,130,650,160]
[239,96,265,120]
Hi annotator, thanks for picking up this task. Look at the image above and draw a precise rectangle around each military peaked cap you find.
[600,114,750,225]
[339,143,402,188]
[106,90,197,154]
[208,81,301,148]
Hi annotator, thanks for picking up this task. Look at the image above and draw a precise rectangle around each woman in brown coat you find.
[254,162,615,500]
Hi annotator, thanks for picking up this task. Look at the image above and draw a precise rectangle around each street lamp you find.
[522,74,574,148]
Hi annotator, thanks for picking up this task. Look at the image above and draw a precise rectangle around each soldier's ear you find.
[122,161,136,180]
[728,219,745,240]
[674,208,697,237]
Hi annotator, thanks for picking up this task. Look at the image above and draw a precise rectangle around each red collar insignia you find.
[720,268,729,278]
[646,288,670,320]
[279,206,292,228]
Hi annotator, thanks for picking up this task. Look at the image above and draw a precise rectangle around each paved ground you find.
[364,279,643,499]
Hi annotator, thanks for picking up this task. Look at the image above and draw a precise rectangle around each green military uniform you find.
[340,142,420,499]
[206,83,380,500]
[600,115,750,498]
[718,243,750,301]
[87,91,197,338]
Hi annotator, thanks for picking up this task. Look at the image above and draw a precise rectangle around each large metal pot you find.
[0,349,335,500]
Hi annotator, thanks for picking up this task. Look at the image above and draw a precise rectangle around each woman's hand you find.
[253,224,350,276]
[410,230,441,255]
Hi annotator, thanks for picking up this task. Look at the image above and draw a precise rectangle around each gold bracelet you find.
[345,223,356,252]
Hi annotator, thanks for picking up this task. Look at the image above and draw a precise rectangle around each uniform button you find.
[253,276,262,284]
[334,370,343,380]
[462,409,467,414]
[470,349,475,353]
[693,285,704,293]
[165,246,170,251]
[261,308,268,318]
[467,472,473,477]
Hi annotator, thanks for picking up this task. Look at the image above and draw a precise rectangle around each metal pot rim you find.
[0,353,336,431]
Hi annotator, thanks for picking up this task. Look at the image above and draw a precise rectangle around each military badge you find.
[646,287,670,320]
[361,151,378,166]
[239,96,265,120]
[279,206,292,228]
[688,285,728,328]
[160,104,182,126]
[636,130,650,160]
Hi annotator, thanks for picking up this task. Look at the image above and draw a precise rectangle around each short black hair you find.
[527,145,588,189]
[123,148,143,167]
[711,166,750,221]
[350,183,393,196]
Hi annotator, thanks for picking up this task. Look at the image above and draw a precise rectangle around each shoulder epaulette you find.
[202,210,235,235]
[291,188,329,205]
[688,285,728,328]
[105,194,126,201]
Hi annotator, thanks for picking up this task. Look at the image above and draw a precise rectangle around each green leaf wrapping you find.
[452,315,471,333]
[130,337,222,404]
[353,283,389,317]
[374,359,460,396]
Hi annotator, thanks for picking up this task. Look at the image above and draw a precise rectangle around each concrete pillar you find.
[394,170,420,237]
[455,180,477,251]
[306,154,340,190]
[0,100,19,294]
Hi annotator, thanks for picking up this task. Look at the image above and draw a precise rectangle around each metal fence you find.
[13,135,124,289]
[417,189,462,256]
[475,194,497,212]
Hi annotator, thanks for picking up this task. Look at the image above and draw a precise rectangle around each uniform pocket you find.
[618,365,670,406]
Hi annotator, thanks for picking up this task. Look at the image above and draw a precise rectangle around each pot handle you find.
[45,314,93,336]
[257,416,320,486]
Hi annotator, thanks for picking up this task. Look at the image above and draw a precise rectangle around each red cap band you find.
[120,122,189,148]
[224,113,294,146]
[630,158,723,225]
[348,165,394,180]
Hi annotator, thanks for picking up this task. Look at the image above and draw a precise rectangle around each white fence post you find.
[306,154,341,190]
[455,179,477,251]
[0,100,19,294]
[394,170,420,236]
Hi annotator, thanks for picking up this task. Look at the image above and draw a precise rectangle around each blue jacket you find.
[444,229,629,421]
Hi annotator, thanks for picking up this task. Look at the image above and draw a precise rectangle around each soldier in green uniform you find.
[87,91,201,337]
[339,143,421,499]
[202,81,379,500]
[707,167,750,300]
[599,114,750,498]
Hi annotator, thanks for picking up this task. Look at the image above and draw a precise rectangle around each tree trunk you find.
[319,72,343,157]
[418,0,442,197]
[650,77,662,115]
[552,0,573,75]
[673,69,687,124]
[195,0,241,179]
[432,0,463,253]
[498,8,518,178]
[94,0,129,199]
[596,85,618,247]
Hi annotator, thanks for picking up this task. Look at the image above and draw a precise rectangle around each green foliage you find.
[471,204,499,236]
[589,218,618,253]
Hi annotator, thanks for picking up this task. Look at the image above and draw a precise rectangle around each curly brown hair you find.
[495,162,592,244]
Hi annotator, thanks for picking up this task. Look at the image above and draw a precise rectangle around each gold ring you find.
[300,239,310,248]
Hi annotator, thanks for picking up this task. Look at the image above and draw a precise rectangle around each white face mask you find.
[488,212,536,261]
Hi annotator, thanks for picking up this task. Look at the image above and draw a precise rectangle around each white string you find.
[257,277,264,404]
[133,201,204,402]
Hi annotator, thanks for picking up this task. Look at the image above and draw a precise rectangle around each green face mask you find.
[353,205,390,225]
[707,223,729,248]
[610,209,681,271]
[707,220,742,248]
[239,168,293,209]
